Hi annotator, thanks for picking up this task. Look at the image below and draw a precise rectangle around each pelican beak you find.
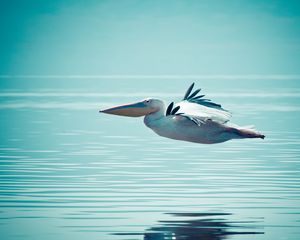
[100,101,155,117]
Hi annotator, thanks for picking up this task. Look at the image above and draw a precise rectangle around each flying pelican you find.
[100,83,265,144]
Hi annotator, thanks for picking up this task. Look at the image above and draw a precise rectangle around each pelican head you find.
[100,98,164,117]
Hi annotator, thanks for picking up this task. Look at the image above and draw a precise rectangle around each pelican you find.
[100,83,265,144]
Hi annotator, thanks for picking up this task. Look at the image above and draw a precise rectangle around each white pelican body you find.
[145,113,236,144]
[100,83,265,144]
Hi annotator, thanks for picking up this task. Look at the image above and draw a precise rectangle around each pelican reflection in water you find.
[114,212,264,240]
[100,83,265,144]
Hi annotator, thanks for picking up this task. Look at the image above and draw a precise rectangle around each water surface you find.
[0,78,300,239]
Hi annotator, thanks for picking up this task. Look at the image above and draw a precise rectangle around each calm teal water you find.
[1,78,300,240]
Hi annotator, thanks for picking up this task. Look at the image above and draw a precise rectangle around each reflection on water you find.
[1,79,300,240]
[116,212,264,240]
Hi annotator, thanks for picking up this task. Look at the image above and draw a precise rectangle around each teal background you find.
[1,0,300,75]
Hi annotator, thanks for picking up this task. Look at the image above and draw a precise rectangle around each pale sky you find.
[1,0,300,76]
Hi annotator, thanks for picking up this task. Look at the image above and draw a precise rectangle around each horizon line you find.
[0,74,300,80]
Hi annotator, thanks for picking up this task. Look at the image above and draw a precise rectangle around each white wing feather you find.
[166,83,232,125]
[175,101,231,124]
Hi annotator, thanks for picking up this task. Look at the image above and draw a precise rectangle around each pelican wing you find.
[166,83,231,124]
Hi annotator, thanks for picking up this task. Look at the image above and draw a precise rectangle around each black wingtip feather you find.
[182,83,226,111]
[193,95,205,100]
[166,102,174,115]
[171,106,180,115]
[183,83,195,100]
[188,89,201,99]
